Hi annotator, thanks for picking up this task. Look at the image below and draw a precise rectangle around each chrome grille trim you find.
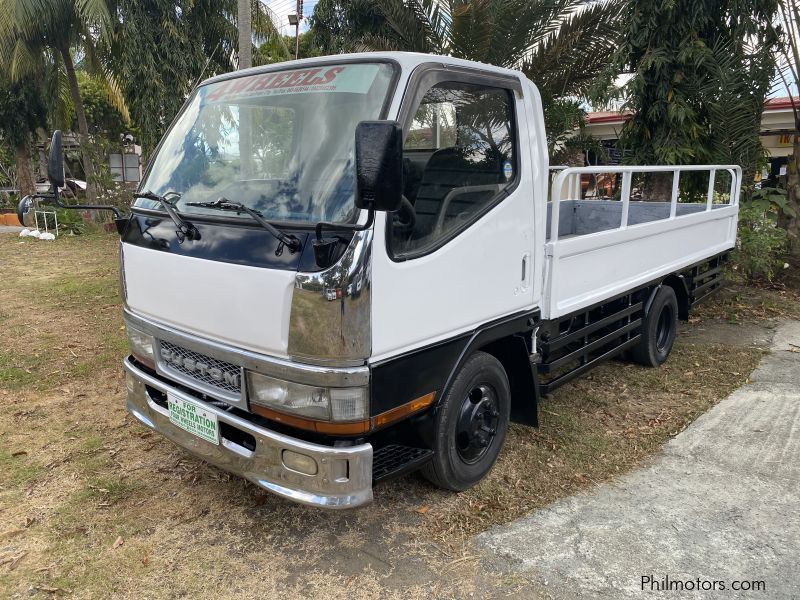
[123,309,369,388]
[159,340,241,395]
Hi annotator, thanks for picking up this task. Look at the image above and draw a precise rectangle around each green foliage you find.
[108,0,282,153]
[254,32,319,64]
[607,0,778,179]
[734,192,790,281]
[310,0,621,156]
[78,135,116,192]
[75,72,130,139]
[0,73,47,148]
[0,144,16,189]
[751,186,797,218]
[310,0,392,54]
[38,209,87,235]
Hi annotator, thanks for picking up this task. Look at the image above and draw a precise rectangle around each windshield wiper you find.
[185,197,302,254]
[134,191,200,242]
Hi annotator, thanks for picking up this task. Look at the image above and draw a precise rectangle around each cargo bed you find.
[542,165,741,319]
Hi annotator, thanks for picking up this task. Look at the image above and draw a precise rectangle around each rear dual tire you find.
[631,285,678,367]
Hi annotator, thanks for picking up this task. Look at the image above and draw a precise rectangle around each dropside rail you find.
[543,164,741,320]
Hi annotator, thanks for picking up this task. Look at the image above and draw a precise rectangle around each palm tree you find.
[0,0,124,201]
[313,0,622,158]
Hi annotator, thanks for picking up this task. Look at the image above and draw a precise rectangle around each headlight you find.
[248,371,368,422]
[126,325,155,368]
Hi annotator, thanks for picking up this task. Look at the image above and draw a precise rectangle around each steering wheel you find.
[392,195,416,234]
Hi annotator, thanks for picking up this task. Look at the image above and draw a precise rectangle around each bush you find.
[733,188,790,281]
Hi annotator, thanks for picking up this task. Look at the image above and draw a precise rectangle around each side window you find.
[392,80,517,256]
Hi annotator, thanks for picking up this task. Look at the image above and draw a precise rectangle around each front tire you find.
[422,351,510,491]
[632,285,679,367]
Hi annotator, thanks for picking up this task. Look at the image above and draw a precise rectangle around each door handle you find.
[521,253,530,288]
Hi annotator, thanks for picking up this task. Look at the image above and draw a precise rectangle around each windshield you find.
[136,62,396,224]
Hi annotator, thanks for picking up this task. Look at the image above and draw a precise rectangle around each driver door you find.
[371,67,537,359]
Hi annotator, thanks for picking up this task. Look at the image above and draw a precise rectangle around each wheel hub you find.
[455,385,500,464]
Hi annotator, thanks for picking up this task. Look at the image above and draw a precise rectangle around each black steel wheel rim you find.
[656,304,673,352]
[455,384,500,464]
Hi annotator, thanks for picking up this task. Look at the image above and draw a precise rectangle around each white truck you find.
[29,52,740,508]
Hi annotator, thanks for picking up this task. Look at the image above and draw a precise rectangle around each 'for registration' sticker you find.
[167,393,220,445]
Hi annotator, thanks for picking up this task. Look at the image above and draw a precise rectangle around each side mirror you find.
[16,195,34,226]
[48,130,65,189]
[354,121,403,212]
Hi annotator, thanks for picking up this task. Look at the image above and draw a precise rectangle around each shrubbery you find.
[732,187,791,281]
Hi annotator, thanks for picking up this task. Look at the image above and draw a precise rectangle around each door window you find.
[392,80,517,256]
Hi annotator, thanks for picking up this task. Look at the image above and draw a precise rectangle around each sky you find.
[264,0,318,35]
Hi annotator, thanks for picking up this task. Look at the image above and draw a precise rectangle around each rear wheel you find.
[422,352,510,491]
[632,285,678,367]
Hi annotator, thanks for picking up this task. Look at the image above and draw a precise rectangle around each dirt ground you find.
[1,231,799,599]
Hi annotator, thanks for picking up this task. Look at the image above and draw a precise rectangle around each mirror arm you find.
[314,206,375,242]
[312,207,375,268]
[47,184,124,219]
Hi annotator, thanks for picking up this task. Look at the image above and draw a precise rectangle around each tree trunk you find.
[15,140,35,197]
[238,0,252,69]
[784,131,800,260]
[642,172,673,202]
[59,44,97,202]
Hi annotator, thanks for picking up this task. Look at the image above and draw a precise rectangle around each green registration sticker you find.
[167,393,219,445]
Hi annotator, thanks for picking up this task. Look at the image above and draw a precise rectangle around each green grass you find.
[83,435,105,451]
[0,350,48,389]
[43,274,119,305]
[82,475,140,504]
[0,449,45,487]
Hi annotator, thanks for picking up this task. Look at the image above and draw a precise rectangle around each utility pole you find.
[289,0,303,60]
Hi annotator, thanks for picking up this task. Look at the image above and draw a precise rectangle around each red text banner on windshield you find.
[204,65,380,103]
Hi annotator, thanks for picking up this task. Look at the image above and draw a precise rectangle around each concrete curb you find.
[476,321,800,599]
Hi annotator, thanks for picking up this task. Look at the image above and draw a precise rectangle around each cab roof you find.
[200,51,526,88]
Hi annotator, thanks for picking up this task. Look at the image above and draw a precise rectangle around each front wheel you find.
[632,285,679,367]
[422,351,510,491]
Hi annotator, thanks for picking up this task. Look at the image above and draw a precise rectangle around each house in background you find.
[583,97,797,186]
[34,131,142,191]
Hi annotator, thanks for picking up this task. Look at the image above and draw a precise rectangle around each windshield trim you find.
[129,205,331,232]
[137,57,402,211]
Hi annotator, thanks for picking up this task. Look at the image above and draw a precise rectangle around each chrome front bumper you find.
[123,357,373,509]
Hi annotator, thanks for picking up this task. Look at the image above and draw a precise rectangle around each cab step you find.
[372,444,433,483]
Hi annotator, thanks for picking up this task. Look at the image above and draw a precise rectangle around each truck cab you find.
[117,52,739,508]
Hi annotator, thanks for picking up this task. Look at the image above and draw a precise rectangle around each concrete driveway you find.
[477,321,800,599]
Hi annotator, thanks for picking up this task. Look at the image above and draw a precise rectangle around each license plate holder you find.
[167,393,220,445]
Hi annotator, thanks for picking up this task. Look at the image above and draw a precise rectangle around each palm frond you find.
[44,51,73,130]
[75,0,112,29]
[100,70,131,124]
[522,0,623,97]
[9,38,41,81]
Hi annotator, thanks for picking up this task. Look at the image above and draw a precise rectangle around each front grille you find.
[158,340,241,396]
